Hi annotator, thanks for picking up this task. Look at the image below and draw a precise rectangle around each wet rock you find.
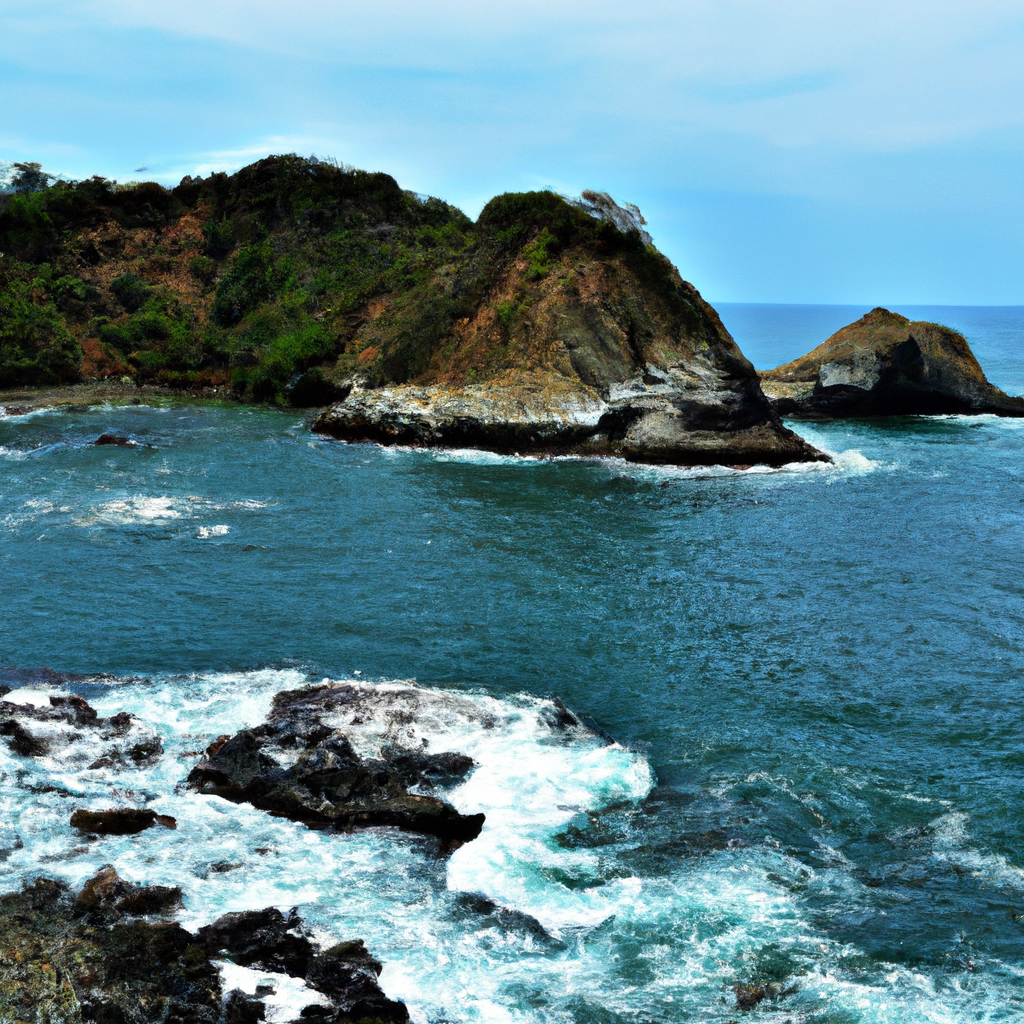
[0,871,219,1023]
[733,982,788,1010]
[0,868,407,1024]
[383,748,476,789]
[187,683,485,848]
[70,807,176,835]
[304,941,409,1022]
[74,864,182,917]
[314,369,826,468]
[0,684,162,771]
[224,989,267,1023]
[197,908,315,976]
[759,307,1024,418]
[94,432,135,446]
[198,909,408,1023]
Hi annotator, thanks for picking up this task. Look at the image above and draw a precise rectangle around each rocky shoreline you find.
[0,867,409,1023]
[0,672,493,1021]
[312,369,826,467]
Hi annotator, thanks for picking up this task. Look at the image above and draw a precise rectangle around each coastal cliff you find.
[0,157,823,466]
[759,307,1024,418]
[312,191,822,465]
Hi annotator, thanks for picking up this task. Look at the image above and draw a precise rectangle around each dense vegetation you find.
[0,156,674,403]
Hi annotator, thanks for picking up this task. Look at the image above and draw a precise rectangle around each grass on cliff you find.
[0,157,679,402]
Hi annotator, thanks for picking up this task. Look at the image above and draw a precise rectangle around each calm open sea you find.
[2,304,1024,1022]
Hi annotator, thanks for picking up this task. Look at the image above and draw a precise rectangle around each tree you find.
[3,162,55,193]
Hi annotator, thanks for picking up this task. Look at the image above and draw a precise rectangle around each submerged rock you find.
[759,307,1024,418]
[94,432,135,446]
[0,867,408,1023]
[187,682,484,848]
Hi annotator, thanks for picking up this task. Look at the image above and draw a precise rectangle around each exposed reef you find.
[0,675,162,770]
[187,681,484,848]
[759,307,1024,419]
[0,866,408,1023]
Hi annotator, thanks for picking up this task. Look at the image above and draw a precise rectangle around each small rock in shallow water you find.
[69,807,174,835]
[0,683,162,771]
[94,432,135,446]
[224,989,267,1022]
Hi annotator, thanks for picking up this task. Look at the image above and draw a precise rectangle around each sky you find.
[2,0,1024,304]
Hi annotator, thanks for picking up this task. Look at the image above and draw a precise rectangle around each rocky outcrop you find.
[187,682,483,848]
[759,307,1024,419]
[0,866,408,1023]
[0,680,162,769]
[70,807,177,835]
[314,190,826,467]
[313,366,826,467]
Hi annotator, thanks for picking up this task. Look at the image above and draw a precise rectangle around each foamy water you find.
[1,670,1020,1022]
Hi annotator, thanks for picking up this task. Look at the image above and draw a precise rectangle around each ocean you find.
[2,304,1023,1022]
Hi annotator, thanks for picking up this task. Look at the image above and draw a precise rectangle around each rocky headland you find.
[759,307,1024,419]
[1,157,824,467]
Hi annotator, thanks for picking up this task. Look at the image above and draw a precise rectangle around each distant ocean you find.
[2,304,1024,1022]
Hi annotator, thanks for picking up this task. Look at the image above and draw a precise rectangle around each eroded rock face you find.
[759,307,1024,418]
[0,867,408,1024]
[312,241,827,468]
[314,366,826,467]
[187,683,484,848]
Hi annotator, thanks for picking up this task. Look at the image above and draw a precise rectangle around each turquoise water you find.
[2,305,1024,1021]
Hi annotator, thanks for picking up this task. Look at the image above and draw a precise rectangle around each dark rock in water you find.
[74,864,182,917]
[384,748,477,789]
[187,682,484,848]
[0,684,163,769]
[733,981,795,1010]
[197,908,408,1023]
[94,432,135,446]
[198,907,315,975]
[759,307,1024,418]
[304,941,409,1023]
[0,867,408,1024]
[224,989,267,1022]
[69,807,175,835]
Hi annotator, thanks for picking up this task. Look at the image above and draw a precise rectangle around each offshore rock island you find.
[760,307,1024,419]
[0,156,823,466]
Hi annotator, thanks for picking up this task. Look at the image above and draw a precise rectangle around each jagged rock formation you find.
[0,866,408,1023]
[312,192,825,466]
[0,676,162,769]
[187,681,484,848]
[759,307,1024,419]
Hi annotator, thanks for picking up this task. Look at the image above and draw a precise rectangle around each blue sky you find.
[2,0,1024,304]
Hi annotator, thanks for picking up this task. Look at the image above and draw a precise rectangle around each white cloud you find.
[80,0,1024,152]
